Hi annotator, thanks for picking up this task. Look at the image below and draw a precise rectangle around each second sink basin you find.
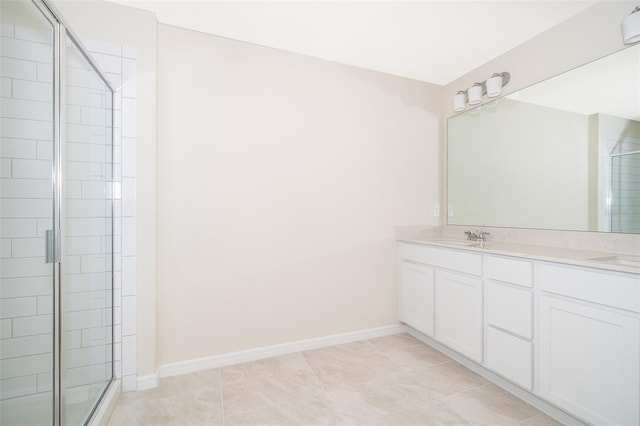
[588,255,640,268]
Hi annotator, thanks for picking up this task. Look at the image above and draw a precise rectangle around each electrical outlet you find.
[433,205,440,217]
[447,205,454,217]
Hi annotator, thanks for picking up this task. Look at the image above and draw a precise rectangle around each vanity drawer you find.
[537,263,640,313]
[487,256,533,288]
[401,243,482,276]
[486,326,532,390]
[487,282,532,339]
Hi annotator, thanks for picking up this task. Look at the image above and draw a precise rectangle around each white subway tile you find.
[0,297,36,319]
[0,334,51,358]
[122,46,136,60]
[12,79,52,102]
[121,257,135,297]
[81,106,110,127]
[103,72,122,90]
[121,218,135,257]
[14,26,53,45]
[66,291,107,313]
[37,295,52,315]
[37,63,52,83]
[66,330,82,349]
[0,138,37,159]
[11,159,51,179]
[0,257,50,279]
[113,127,121,147]
[66,181,83,199]
[122,59,136,99]
[81,181,108,200]
[66,364,107,387]
[66,105,82,124]
[121,178,136,218]
[12,314,53,337]
[0,352,51,379]
[11,237,45,258]
[113,235,121,255]
[64,309,103,332]
[0,319,11,338]
[0,57,37,80]
[121,98,136,138]
[1,24,15,38]
[113,360,121,378]
[121,139,136,178]
[36,140,52,160]
[66,67,105,90]
[121,335,136,376]
[81,327,109,348]
[91,53,121,75]
[66,345,107,368]
[0,77,11,97]
[121,296,135,337]
[0,238,10,258]
[80,254,108,274]
[84,39,121,57]
[1,275,51,298]
[65,255,81,274]
[113,306,121,328]
[65,218,108,237]
[1,117,52,140]
[66,199,108,219]
[0,158,10,177]
[65,272,107,293]
[0,375,37,399]
[113,272,121,292]
[0,198,52,218]
[67,86,101,108]
[36,218,52,237]
[2,37,52,63]
[113,92,122,111]
[0,178,51,198]
[65,236,102,256]
[37,372,52,392]
[1,98,52,122]
[67,143,107,164]
[66,162,104,181]
[113,252,121,272]
[113,145,121,166]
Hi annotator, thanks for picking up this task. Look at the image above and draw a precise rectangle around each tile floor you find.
[107,333,560,425]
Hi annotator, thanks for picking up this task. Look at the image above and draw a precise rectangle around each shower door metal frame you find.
[29,1,116,424]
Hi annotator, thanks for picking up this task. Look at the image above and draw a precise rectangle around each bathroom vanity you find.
[397,237,640,425]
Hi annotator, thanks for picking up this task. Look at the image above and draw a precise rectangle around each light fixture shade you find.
[622,7,640,44]
[486,75,503,97]
[467,84,483,105]
[452,92,466,112]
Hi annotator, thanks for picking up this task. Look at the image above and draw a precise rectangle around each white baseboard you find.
[136,374,158,391]
[157,323,407,379]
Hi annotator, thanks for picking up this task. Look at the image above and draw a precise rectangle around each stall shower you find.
[1,1,115,424]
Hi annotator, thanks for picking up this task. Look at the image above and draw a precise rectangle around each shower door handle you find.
[45,229,60,263]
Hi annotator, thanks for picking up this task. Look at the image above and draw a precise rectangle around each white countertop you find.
[397,235,640,275]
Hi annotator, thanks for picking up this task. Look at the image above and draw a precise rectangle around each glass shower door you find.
[0,1,57,425]
[61,34,114,425]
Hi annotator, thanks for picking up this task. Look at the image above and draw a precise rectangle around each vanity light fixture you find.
[451,71,511,112]
[452,91,467,112]
[622,6,640,44]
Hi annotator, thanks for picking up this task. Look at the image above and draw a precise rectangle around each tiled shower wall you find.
[0,24,137,402]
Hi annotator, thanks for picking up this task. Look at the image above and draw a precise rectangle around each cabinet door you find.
[538,295,640,425]
[399,261,434,337]
[435,271,482,362]
[486,326,532,390]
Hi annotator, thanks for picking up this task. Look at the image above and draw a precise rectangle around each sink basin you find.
[434,239,477,247]
[589,255,640,268]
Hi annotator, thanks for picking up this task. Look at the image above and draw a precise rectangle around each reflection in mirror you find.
[447,44,640,233]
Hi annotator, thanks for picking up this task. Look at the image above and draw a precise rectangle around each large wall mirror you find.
[447,44,640,234]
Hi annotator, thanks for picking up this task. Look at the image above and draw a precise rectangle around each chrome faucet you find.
[465,230,490,242]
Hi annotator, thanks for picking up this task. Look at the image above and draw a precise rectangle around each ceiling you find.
[106,0,598,85]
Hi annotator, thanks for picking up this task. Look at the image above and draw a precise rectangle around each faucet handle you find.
[464,230,477,240]
[477,231,490,242]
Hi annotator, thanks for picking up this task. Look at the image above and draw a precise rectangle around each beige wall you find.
[54,0,158,376]
[157,24,441,364]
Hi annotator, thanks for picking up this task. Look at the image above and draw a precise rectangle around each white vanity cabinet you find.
[399,261,435,337]
[399,242,483,361]
[536,263,640,426]
[435,271,483,362]
[398,239,640,425]
[485,256,533,390]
